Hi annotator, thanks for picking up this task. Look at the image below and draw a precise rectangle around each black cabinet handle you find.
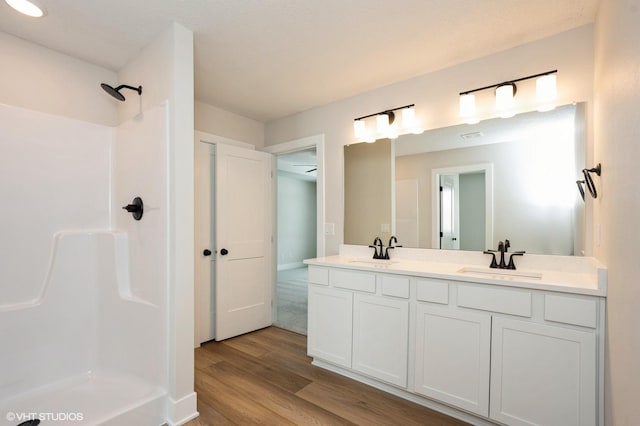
[220,248,229,256]
[203,249,212,256]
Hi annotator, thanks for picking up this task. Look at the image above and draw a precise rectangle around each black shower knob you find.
[122,197,144,220]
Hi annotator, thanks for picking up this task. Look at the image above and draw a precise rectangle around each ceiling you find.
[277,148,317,182]
[0,0,599,122]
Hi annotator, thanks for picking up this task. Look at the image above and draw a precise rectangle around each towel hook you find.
[582,163,601,199]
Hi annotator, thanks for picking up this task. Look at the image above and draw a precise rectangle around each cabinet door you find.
[352,294,409,387]
[307,285,353,368]
[414,304,491,416]
[490,317,596,426]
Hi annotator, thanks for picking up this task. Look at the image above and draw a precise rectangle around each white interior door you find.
[215,143,273,340]
[440,174,460,249]
[194,141,215,345]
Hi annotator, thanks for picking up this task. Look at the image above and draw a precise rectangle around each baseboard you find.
[165,392,198,426]
[277,262,305,271]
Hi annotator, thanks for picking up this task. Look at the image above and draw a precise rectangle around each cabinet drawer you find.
[457,285,531,317]
[381,275,410,299]
[308,266,329,285]
[332,269,376,293]
[545,295,598,328]
[416,279,449,304]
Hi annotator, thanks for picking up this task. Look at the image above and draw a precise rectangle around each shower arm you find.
[116,85,143,95]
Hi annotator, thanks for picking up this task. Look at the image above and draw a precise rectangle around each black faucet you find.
[383,236,402,259]
[498,241,506,268]
[369,237,384,259]
[484,239,525,270]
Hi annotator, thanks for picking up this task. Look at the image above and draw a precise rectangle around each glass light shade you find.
[536,74,557,112]
[353,119,366,141]
[376,113,390,134]
[5,0,45,17]
[401,107,416,129]
[459,94,479,124]
[496,84,515,118]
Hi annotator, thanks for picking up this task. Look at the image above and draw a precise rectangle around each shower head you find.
[100,83,142,102]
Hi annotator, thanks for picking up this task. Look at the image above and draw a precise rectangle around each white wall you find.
[0,31,118,126]
[195,100,265,147]
[265,26,594,255]
[277,172,317,268]
[117,23,197,424]
[594,1,640,424]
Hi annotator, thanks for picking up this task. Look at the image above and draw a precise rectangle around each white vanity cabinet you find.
[306,261,605,426]
[353,292,409,387]
[307,285,353,368]
[414,303,491,416]
[490,317,597,426]
[307,266,410,387]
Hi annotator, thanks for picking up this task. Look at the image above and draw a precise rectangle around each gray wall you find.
[459,172,485,251]
[277,171,317,269]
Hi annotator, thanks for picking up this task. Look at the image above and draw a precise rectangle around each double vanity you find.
[305,245,607,426]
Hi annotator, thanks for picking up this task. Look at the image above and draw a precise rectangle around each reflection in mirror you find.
[344,139,392,245]
[344,103,586,255]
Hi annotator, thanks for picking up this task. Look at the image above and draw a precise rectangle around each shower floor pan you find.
[0,372,165,426]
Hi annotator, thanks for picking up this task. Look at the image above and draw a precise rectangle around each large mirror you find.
[344,103,586,255]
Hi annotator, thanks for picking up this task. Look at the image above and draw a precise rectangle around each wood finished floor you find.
[186,326,469,426]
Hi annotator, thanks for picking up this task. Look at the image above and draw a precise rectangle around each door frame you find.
[431,163,493,250]
[263,135,325,326]
[262,134,326,258]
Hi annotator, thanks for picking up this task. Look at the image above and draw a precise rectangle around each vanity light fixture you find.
[459,69,558,123]
[5,0,46,17]
[459,94,479,124]
[536,73,558,112]
[353,104,423,143]
[495,83,517,118]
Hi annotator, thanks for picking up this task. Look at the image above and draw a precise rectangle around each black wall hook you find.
[582,163,601,199]
[122,197,144,220]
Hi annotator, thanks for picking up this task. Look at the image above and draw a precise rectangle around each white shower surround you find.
[0,102,171,425]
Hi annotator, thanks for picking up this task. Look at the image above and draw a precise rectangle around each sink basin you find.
[348,258,398,266]
[458,266,543,280]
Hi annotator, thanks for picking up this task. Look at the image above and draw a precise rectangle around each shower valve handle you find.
[123,204,141,213]
[122,197,144,221]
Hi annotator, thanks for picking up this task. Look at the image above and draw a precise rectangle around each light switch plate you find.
[324,223,335,235]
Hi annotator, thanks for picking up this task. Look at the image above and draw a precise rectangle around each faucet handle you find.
[506,251,525,270]
[483,250,499,269]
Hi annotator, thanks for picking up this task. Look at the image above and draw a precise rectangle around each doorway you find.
[432,163,493,250]
[263,134,325,336]
[274,148,317,334]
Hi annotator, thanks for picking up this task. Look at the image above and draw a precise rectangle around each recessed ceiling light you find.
[5,0,46,17]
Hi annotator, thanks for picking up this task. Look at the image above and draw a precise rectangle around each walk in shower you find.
[0,100,170,425]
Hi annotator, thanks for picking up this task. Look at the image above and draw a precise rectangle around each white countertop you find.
[304,245,607,297]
